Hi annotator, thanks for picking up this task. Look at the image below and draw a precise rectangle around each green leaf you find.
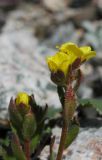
[47,108,61,118]
[9,98,23,131]
[0,147,16,160]
[22,112,36,140]
[11,134,26,160]
[78,99,102,115]
[30,134,40,153]
[0,137,10,147]
[30,95,48,125]
[65,124,79,149]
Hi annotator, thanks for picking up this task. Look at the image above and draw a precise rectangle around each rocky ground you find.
[0,0,102,159]
[40,127,102,160]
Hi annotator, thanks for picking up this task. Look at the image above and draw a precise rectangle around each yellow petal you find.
[46,42,96,76]
[83,51,96,60]
[59,60,70,75]
[80,46,91,53]
[47,54,60,71]
[80,46,96,60]
[16,92,29,105]
[60,42,82,56]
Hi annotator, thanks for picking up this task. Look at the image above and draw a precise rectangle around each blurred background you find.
[0,0,102,159]
[0,0,102,120]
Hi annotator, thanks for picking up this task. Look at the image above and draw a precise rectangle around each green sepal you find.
[57,86,65,107]
[22,112,36,140]
[30,95,48,125]
[17,103,30,117]
[65,124,79,149]
[9,98,23,131]
[51,70,66,86]
[11,133,26,160]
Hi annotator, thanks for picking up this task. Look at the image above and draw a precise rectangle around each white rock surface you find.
[0,7,61,119]
[40,127,102,160]
[0,3,101,120]
[42,0,71,12]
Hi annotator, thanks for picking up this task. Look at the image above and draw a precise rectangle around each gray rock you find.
[78,85,93,99]
[40,127,102,160]
[0,3,101,120]
[65,127,102,160]
[42,0,71,12]
[0,9,60,119]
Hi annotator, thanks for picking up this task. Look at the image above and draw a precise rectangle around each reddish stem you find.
[24,140,30,160]
[56,82,76,160]
[56,118,68,160]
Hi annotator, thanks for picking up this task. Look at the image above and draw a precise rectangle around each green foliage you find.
[65,124,79,149]
[0,147,16,160]
[78,99,102,114]
[30,134,40,152]
[6,95,102,160]
[7,67,102,160]
[7,93,53,160]
[0,138,10,147]
[9,98,23,132]
[22,113,36,140]
[30,96,48,124]
[47,107,61,118]
[11,134,26,160]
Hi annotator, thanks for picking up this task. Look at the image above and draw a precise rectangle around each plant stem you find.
[56,81,74,160]
[24,140,30,160]
[56,123,68,160]
[56,104,68,160]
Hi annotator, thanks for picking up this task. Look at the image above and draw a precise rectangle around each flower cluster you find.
[47,42,96,77]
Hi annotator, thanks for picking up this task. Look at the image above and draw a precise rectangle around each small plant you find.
[0,42,96,160]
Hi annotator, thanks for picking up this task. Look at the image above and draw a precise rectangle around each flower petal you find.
[16,92,29,105]
[60,42,82,56]
[80,46,91,53]
[46,42,96,78]
[84,51,96,60]
[47,57,58,72]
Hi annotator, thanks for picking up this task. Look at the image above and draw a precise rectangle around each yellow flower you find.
[59,42,96,61]
[47,42,96,76]
[16,92,29,106]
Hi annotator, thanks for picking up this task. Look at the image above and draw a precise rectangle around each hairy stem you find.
[56,91,69,160]
[56,81,76,160]
[24,140,30,160]
[56,118,68,160]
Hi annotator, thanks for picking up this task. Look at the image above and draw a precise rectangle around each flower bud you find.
[16,92,29,106]
[22,112,36,140]
[15,92,30,116]
[51,70,66,86]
